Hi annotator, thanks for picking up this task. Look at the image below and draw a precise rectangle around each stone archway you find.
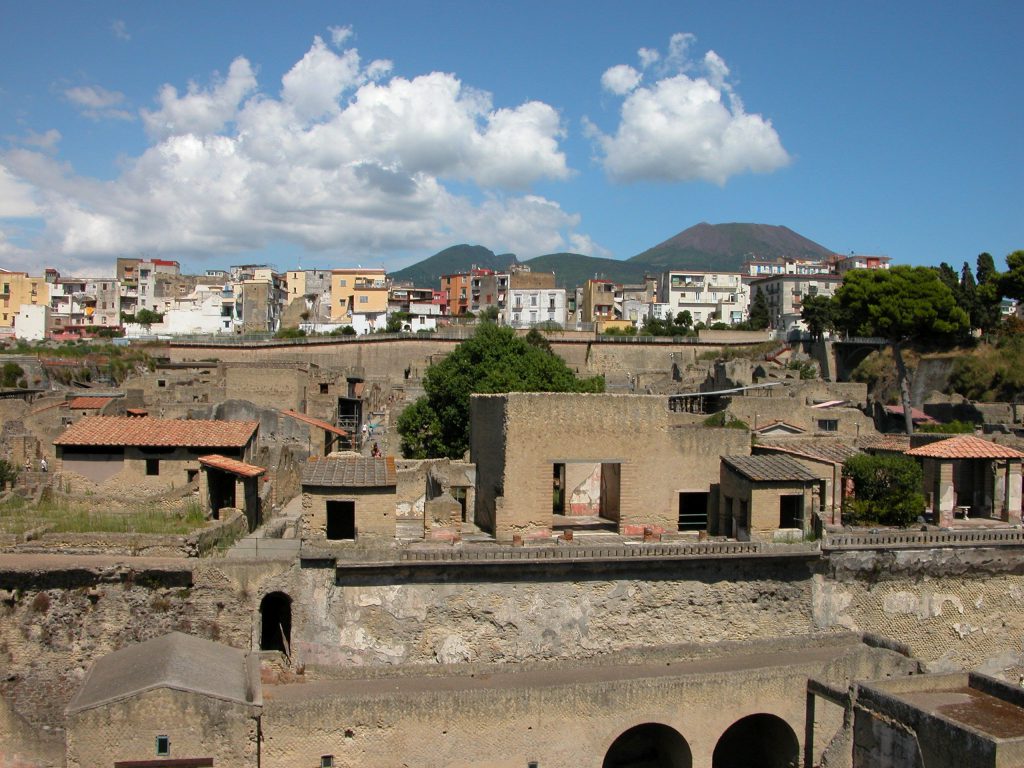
[712,713,799,768]
[259,591,292,654]
[603,722,692,768]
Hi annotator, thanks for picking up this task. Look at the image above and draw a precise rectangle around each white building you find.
[658,271,748,326]
[505,288,567,328]
[14,304,49,341]
[750,274,843,333]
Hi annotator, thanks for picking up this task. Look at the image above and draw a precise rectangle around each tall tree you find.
[974,252,1003,333]
[1000,251,1024,303]
[959,261,978,330]
[833,267,969,434]
[397,324,604,458]
[800,294,834,341]
[748,290,770,330]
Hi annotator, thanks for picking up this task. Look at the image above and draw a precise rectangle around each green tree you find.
[748,290,770,330]
[397,324,604,458]
[833,266,969,434]
[134,308,163,327]
[999,250,1024,303]
[973,252,1003,333]
[842,453,925,527]
[1,362,24,388]
[479,306,500,322]
[800,294,834,341]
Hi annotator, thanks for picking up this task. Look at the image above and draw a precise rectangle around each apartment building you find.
[0,269,48,329]
[749,274,843,332]
[331,268,389,332]
[658,270,748,326]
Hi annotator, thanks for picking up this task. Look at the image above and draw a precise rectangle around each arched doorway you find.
[603,723,692,768]
[259,592,292,654]
[712,713,799,768]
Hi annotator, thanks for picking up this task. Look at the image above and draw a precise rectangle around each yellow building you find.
[330,269,389,329]
[0,270,49,328]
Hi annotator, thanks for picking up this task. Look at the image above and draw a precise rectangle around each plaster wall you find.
[66,688,259,768]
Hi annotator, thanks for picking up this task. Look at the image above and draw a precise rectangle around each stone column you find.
[198,468,211,515]
[937,460,955,527]
[1007,460,1022,525]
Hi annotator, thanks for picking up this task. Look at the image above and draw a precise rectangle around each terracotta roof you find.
[302,456,396,487]
[281,409,349,437]
[721,454,820,483]
[198,454,266,478]
[857,434,912,452]
[756,440,861,465]
[126,408,149,416]
[905,435,1024,460]
[67,396,113,410]
[884,405,938,424]
[54,417,258,448]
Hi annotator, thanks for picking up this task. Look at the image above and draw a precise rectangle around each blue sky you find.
[1,1,1021,277]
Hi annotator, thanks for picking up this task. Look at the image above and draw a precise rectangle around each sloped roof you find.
[905,435,1024,460]
[302,456,396,487]
[54,416,258,448]
[756,440,861,465]
[199,454,266,478]
[67,396,113,410]
[752,420,805,435]
[722,454,820,483]
[857,434,912,453]
[884,405,938,424]
[66,632,260,714]
[281,409,349,437]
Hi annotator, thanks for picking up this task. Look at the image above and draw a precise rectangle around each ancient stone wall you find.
[472,393,749,540]
[65,688,259,768]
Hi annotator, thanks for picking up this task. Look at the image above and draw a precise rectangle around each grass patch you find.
[0,496,207,535]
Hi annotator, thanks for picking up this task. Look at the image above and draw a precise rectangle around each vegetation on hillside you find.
[397,323,604,459]
[947,323,1024,401]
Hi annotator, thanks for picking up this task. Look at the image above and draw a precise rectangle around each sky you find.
[1,1,1021,278]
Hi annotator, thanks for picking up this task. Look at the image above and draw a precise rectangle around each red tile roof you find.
[198,454,266,478]
[54,417,258,448]
[67,396,113,410]
[905,435,1024,460]
[281,409,349,437]
[858,434,912,453]
[883,405,938,424]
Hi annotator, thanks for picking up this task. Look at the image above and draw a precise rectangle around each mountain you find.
[389,245,518,287]
[388,224,838,289]
[522,253,650,290]
[630,222,836,272]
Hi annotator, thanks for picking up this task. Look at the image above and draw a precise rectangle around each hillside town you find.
[2,251,913,342]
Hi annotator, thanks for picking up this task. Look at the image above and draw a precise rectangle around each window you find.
[359,295,368,304]
[530,295,537,306]
[338,279,347,287]
[817,419,838,432]
[156,735,170,756]
[146,459,160,476]
[326,500,355,540]
[157,379,166,388]
[321,757,335,768]
[320,383,329,394]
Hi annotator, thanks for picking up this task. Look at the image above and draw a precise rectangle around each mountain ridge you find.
[388,223,838,288]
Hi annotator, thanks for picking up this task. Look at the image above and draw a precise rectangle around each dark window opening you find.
[552,463,565,514]
[319,382,329,394]
[186,468,198,483]
[817,419,838,432]
[156,735,170,756]
[157,379,166,388]
[260,591,292,654]
[780,495,803,529]
[146,458,160,476]
[326,500,356,540]
[678,491,710,531]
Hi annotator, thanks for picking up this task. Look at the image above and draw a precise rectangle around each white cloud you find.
[141,57,257,139]
[64,85,133,121]
[637,48,660,70]
[111,19,130,41]
[601,65,641,95]
[328,25,353,47]
[0,165,42,218]
[589,34,790,185]
[5,32,588,271]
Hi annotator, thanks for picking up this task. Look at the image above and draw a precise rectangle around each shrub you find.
[703,411,750,430]
[842,454,925,527]
[31,592,50,613]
